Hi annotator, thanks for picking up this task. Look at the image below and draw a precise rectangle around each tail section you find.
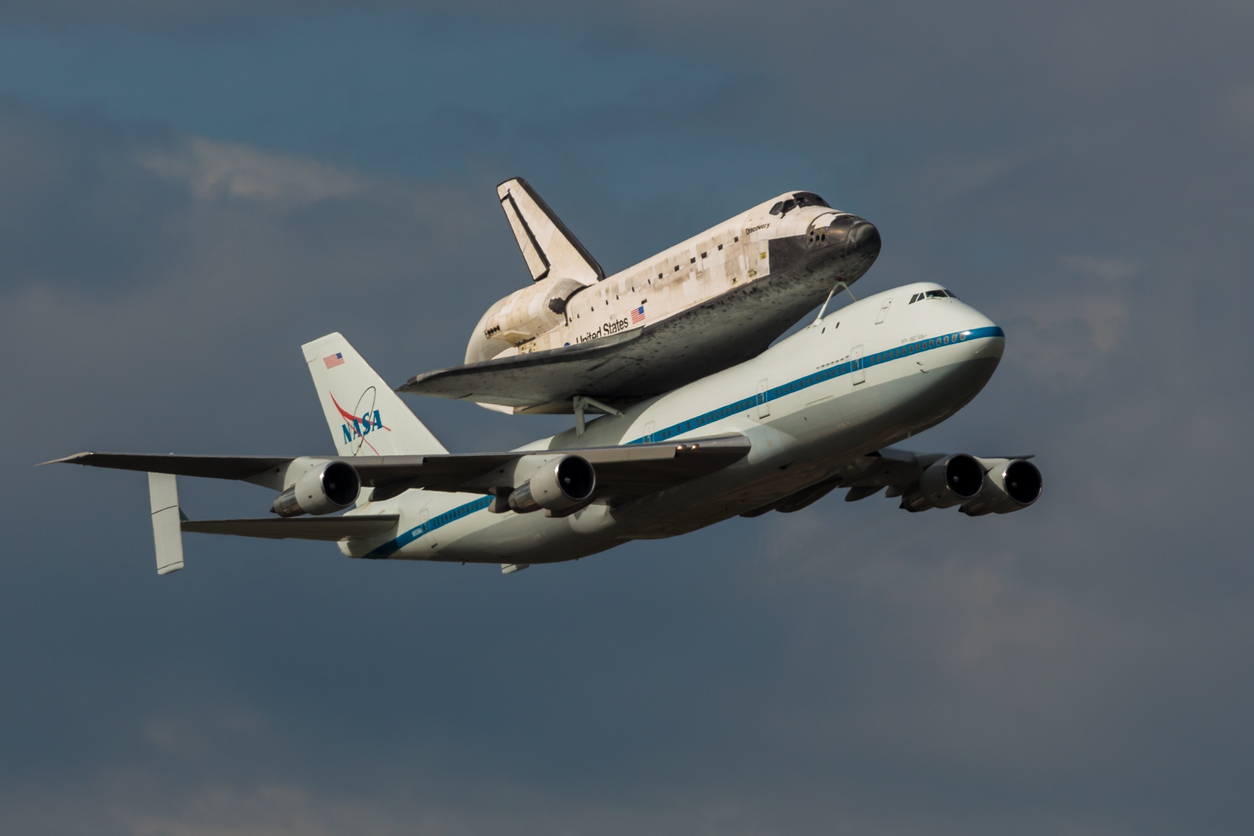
[302,333,447,457]
[497,177,604,285]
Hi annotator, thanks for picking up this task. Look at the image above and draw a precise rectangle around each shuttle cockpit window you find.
[791,192,830,208]
[769,192,830,216]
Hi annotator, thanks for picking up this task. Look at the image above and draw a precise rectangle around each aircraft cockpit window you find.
[910,289,958,303]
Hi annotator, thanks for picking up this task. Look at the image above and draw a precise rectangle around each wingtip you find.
[37,452,92,467]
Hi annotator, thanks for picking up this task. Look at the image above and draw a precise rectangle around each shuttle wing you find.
[402,280,813,414]
[497,177,603,285]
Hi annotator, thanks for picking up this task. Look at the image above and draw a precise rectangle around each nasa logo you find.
[330,388,390,455]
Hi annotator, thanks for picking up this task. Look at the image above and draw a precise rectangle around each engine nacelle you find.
[272,460,361,517]
[900,453,985,512]
[961,459,1042,516]
[466,276,587,363]
[508,455,596,515]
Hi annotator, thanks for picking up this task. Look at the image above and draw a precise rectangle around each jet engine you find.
[272,460,361,517]
[466,276,587,363]
[960,459,1043,516]
[508,455,596,515]
[900,454,985,512]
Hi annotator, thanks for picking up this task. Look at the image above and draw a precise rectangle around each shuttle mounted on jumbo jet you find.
[48,282,1041,576]
[401,178,882,415]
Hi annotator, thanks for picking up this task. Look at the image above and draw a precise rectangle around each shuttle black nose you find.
[820,215,881,259]
[850,221,880,257]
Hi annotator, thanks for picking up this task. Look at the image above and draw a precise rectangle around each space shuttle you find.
[402,178,882,415]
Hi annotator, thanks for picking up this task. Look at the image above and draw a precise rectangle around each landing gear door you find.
[851,345,865,385]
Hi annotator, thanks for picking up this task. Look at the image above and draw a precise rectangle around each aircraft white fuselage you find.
[349,282,1005,566]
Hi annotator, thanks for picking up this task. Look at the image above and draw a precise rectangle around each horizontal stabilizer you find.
[497,177,603,285]
[183,515,399,541]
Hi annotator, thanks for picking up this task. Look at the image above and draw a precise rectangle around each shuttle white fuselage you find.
[404,181,882,415]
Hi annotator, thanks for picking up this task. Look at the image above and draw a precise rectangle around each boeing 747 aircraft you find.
[403,179,882,415]
[50,283,1040,575]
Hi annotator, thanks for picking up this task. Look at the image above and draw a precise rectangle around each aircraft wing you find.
[761,447,1039,516]
[47,453,292,481]
[47,435,751,503]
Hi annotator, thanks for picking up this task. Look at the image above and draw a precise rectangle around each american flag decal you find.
[323,352,345,369]
[630,305,646,325]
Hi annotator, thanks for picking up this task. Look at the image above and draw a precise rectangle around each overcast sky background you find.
[2,3,1252,834]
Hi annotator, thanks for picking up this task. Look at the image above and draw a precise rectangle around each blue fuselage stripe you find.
[364,325,1004,558]
[363,495,492,558]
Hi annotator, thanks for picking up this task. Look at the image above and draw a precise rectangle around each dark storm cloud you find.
[2,2,1252,834]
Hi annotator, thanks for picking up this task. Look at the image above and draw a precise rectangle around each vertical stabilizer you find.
[497,177,604,285]
[302,333,448,457]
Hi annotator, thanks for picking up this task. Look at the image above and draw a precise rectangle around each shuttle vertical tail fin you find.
[302,333,448,457]
[497,177,604,285]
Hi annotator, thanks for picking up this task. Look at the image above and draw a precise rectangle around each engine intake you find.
[961,459,1043,516]
[901,453,985,513]
[273,460,361,517]
[508,455,596,514]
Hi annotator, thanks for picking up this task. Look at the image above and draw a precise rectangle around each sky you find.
[2,2,1253,834]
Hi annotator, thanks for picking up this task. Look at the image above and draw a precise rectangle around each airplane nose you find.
[818,215,881,258]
